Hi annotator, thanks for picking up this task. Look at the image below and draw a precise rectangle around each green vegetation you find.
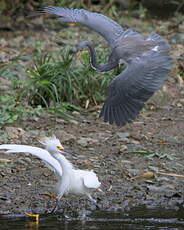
[0,94,42,125]
[0,47,122,125]
[16,48,114,107]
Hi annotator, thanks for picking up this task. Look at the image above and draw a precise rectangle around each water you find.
[0,206,184,230]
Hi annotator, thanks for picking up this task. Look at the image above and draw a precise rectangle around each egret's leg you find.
[87,194,97,204]
[50,192,65,213]
[25,212,40,224]
[51,199,60,213]
[51,195,71,213]
[87,194,100,209]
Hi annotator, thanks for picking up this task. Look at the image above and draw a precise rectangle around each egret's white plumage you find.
[0,136,101,206]
[0,144,63,177]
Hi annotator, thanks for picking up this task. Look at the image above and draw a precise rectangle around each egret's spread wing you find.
[0,144,62,177]
[100,51,172,126]
[42,6,124,46]
[82,171,101,189]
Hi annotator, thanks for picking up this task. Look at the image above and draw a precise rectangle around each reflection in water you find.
[0,206,184,230]
[26,221,38,230]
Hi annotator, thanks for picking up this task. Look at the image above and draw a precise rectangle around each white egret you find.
[0,136,101,212]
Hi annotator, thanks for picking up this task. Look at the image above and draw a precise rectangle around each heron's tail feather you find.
[122,29,145,40]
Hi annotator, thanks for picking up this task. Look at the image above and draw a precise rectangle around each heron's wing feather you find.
[122,28,145,40]
[0,144,62,176]
[100,51,172,126]
[42,6,124,45]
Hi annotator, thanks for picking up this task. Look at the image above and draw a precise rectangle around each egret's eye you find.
[57,145,64,150]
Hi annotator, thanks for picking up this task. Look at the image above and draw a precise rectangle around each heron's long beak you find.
[68,47,84,57]
[76,50,82,57]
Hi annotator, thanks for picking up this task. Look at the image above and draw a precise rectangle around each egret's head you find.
[39,135,64,154]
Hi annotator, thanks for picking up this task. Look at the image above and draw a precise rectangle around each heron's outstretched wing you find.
[0,144,62,177]
[100,50,172,126]
[42,6,124,46]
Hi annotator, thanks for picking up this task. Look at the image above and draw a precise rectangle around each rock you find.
[116,132,130,139]
[179,98,184,104]
[55,118,67,124]
[0,52,9,63]
[77,137,98,147]
[11,36,24,48]
[72,111,80,116]
[0,39,8,48]
[5,127,25,139]
[77,138,89,147]
[157,177,170,182]
[128,139,140,145]
[171,34,184,45]
[27,130,46,138]
[69,119,79,125]
[121,160,131,164]
[119,145,128,153]
[148,166,159,172]
[146,185,174,193]
[126,169,140,176]
[56,130,76,142]
[176,103,182,108]
[147,185,164,193]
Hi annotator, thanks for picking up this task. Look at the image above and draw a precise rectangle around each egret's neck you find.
[54,153,73,174]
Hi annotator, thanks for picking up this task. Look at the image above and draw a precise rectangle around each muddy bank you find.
[0,100,184,214]
[0,14,184,214]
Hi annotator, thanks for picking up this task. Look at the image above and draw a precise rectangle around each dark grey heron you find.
[42,6,172,126]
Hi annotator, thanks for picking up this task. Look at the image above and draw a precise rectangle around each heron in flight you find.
[42,6,172,126]
[0,136,101,212]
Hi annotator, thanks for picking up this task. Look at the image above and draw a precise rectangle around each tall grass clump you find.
[16,48,116,112]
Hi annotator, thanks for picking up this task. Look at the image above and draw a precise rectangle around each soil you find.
[0,14,184,215]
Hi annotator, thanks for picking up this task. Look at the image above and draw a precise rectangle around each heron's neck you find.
[81,41,118,72]
[54,153,73,175]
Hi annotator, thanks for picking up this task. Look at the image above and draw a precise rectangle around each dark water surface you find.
[1,206,184,230]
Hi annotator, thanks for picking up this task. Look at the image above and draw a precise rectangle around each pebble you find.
[72,111,80,116]
[116,132,130,139]
[157,177,170,182]
[119,145,128,153]
[69,119,79,125]
[148,166,159,172]
[0,38,8,47]
[126,169,140,176]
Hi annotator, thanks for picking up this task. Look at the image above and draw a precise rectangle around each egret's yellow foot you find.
[25,213,39,223]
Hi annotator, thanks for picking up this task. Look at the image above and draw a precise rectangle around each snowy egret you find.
[0,136,101,211]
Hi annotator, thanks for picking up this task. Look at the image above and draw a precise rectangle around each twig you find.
[157,172,184,178]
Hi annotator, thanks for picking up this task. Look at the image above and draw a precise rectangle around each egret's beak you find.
[57,146,64,151]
